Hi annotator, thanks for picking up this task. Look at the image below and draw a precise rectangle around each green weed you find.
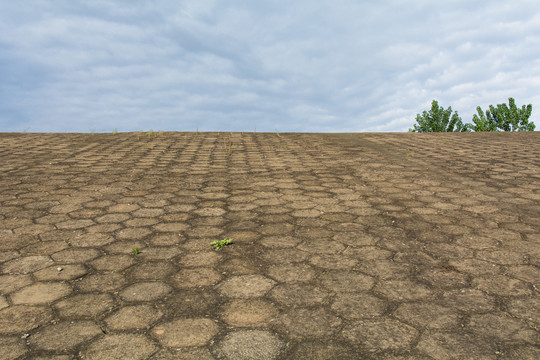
[223,136,233,155]
[132,248,140,255]
[210,238,233,250]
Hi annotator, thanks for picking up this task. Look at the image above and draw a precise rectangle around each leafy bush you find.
[410,100,469,132]
[471,98,534,132]
[411,98,535,132]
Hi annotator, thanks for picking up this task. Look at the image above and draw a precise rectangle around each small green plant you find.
[210,238,233,250]
[132,248,140,255]
[146,129,154,137]
[112,129,118,135]
[275,128,281,137]
[222,136,233,155]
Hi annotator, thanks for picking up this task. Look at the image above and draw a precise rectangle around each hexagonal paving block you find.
[151,318,219,347]
[332,232,378,247]
[343,246,393,260]
[153,223,189,232]
[308,253,358,270]
[472,275,532,296]
[260,248,309,264]
[342,318,419,352]
[81,334,158,360]
[193,207,226,217]
[318,270,375,292]
[2,256,53,274]
[276,308,342,339]
[259,235,302,248]
[54,293,115,318]
[125,217,160,227]
[105,305,163,331]
[467,313,537,343]
[419,268,469,289]
[20,240,68,256]
[416,331,496,360]
[33,264,88,281]
[117,227,152,240]
[96,213,131,223]
[215,330,285,360]
[394,303,459,330]
[180,251,221,267]
[355,260,411,280]
[69,233,115,247]
[104,240,146,254]
[76,273,127,292]
[108,203,140,213]
[296,239,345,254]
[0,274,33,294]
[374,279,433,301]
[447,258,501,276]
[220,299,279,327]
[259,223,294,236]
[132,208,165,217]
[119,282,172,302]
[138,246,181,260]
[217,275,276,298]
[269,283,330,307]
[128,261,176,280]
[266,263,315,283]
[440,288,496,313]
[172,267,222,288]
[331,292,387,319]
[30,321,102,351]
[10,282,72,305]
[0,305,53,334]
[51,248,100,263]
[90,255,135,271]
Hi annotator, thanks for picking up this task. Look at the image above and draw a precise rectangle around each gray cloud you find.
[1,0,539,132]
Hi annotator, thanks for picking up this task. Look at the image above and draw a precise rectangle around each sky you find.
[1,0,539,133]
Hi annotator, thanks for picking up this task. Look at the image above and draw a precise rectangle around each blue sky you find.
[1,0,539,133]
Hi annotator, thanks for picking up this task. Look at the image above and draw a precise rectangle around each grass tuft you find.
[210,238,233,250]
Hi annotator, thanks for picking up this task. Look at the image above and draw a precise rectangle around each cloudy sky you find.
[1,0,539,133]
